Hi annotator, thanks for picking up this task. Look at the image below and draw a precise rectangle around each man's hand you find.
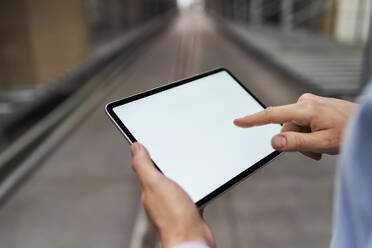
[234,93,358,160]
[131,142,215,248]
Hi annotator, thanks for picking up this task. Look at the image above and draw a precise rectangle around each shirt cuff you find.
[172,241,210,248]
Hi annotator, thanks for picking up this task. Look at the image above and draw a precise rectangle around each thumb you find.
[271,131,329,153]
[131,142,162,187]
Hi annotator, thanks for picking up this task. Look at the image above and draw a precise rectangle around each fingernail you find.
[131,142,142,155]
[273,135,286,149]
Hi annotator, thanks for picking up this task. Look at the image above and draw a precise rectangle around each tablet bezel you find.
[105,68,281,208]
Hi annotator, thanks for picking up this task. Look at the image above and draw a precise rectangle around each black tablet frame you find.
[105,68,281,208]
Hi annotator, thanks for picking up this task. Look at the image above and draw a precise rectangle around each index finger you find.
[234,104,309,127]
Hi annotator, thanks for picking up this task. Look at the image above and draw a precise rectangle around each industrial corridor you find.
[0,7,339,248]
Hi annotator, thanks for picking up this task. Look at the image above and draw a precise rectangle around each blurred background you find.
[0,0,371,247]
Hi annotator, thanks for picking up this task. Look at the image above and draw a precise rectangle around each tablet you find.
[106,68,281,207]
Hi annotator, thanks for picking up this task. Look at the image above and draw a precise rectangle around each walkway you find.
[221,20,364,97]
[0,8,337,248]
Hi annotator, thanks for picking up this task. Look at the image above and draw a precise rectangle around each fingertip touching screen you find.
[110,69,281,206]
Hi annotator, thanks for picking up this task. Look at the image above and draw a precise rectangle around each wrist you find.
[171,242,211,248]
[160,229,210,248]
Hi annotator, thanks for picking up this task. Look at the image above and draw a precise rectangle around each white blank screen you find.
[113,71,281,203]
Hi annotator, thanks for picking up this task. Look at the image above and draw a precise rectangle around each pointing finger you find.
[234,104,309,128]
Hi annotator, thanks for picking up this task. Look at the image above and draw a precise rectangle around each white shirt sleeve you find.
[172,241,210,248]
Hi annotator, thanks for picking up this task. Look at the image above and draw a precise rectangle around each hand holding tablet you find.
[106,68,282,207]
[130,142,215,248]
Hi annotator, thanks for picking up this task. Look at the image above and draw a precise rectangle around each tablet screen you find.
[109,69,281,206]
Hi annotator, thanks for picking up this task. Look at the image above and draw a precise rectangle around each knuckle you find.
[291,134,305,150]
[299,93,321,108]
[298,97,318,117]
[298,93,315,102]
[304,102,316,114]
[292,135,300,149]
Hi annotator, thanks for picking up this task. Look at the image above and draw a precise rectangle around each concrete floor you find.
[0,9,337,248]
